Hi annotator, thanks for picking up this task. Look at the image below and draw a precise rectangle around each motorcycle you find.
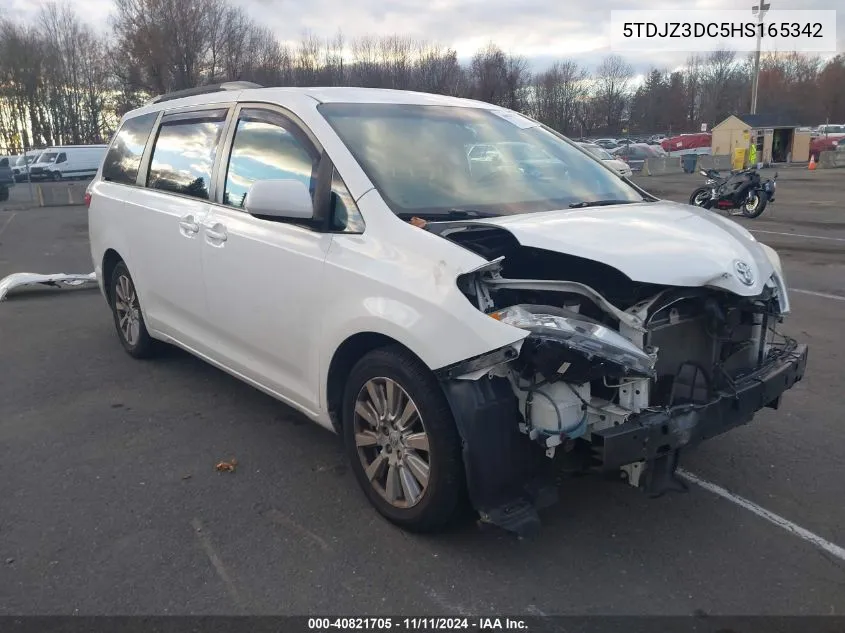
[689,168,777,218]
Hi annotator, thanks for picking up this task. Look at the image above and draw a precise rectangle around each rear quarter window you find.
[102,112,158,185]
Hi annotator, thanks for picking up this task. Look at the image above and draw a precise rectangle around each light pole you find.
[750,0,770,114]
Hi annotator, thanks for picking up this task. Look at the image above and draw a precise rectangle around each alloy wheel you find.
[745,194,760,212]
[693,192,710,207]
[353,377,431,509]
[114,274,141,346]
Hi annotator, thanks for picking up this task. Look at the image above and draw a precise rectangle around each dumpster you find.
[682,153,698,173]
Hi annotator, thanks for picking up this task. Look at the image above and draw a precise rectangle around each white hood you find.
[469,201,776,297]
[604,159,631,174]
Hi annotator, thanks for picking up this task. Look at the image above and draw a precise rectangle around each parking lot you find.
[1,169,844,616]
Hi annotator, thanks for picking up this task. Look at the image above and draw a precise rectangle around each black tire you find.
[0,186,8,202]
[51,171,62,181]
[109,261,160,359]
[742,190,768,218]
[342,345,465,532]
[689,187,712,208]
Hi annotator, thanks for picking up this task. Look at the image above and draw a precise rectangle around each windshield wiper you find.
[398,208,499,221]
[568,199,645,209]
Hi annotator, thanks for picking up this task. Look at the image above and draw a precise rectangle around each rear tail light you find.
[84,191,92,207]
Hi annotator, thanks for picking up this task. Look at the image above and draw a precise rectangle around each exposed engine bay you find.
[430,222,807,535]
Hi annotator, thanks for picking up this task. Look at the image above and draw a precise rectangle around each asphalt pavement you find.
[1,169,844,616]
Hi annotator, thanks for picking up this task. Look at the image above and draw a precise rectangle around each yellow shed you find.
[711,113,811,164]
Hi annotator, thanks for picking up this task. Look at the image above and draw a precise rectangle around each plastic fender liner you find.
[439,376,556,536]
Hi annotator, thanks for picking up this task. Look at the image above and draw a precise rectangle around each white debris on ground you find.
[0,272,97,302]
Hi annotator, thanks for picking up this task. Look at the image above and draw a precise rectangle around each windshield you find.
[319,103,644,217]
[39,152,58,164]
[14,155,35,166]
[581,144,614,161]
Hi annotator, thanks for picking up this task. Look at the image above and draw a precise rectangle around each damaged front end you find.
[436,253,808,537]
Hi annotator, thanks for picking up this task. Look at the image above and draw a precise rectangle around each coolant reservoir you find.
[516,381,590,438]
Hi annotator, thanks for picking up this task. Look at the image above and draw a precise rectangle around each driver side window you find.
[223,110,318,210]
[56,152,67,164]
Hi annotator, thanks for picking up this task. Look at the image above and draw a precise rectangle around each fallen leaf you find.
[215,458,238,473]
[181,474,192,480]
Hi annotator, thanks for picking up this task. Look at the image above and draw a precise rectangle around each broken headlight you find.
[490,304,656,377]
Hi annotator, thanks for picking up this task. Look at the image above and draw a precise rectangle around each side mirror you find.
[244,179,314,220]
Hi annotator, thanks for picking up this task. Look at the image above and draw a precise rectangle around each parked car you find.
[87,84,807,535]
[466,141,567,181]
[593,138,619,150]
[661,133,712,155]
[0,155,15,201]
[611,142,665,171]
[814,124,845,136]
[578,142,633,177]
[28,145,108,181]
[810,134,843,161]
[11,150,42,182]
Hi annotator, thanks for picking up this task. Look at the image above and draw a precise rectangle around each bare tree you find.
[594,54,633,134]
[527,61,588,135]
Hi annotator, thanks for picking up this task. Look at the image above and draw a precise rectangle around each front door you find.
[199,106,333,412]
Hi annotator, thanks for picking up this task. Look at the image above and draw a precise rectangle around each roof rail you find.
[148,81,263,105]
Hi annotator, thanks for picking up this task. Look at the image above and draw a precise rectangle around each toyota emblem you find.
[734,260,755,286]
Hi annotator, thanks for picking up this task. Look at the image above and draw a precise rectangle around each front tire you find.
[51,171,62,181]
[0,186,8,202]
[342,345,465,532]
[109,261,159,358]
[742,190,768,218]
[689,187,712,208]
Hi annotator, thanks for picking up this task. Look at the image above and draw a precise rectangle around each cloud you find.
[8,0,843,73]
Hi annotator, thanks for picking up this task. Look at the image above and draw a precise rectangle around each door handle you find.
[205,223,228,243]
[178,215,199,234]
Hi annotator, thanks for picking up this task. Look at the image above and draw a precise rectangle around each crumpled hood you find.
[469,201,776,296]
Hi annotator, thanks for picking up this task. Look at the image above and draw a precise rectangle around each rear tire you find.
[342,345,465,532]
[109,261,160,359]
[742,190,768,218]
[689,187,712,209]
[0,186,8,202]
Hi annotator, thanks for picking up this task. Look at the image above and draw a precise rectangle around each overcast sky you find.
[6,0,843,74]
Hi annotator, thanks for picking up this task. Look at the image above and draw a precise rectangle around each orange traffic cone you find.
[808,155,817,170]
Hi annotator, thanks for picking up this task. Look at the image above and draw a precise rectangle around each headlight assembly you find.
[489,304,656,377]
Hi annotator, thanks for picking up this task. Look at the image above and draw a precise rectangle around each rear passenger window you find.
[102,112,157,185]
[147,113,226,200]
[223,110,317,209]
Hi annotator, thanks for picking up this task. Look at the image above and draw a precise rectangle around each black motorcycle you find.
[689,168,777,218]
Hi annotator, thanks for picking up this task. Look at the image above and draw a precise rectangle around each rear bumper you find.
[592,344,808,469]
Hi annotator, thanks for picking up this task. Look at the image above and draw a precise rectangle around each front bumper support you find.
[592,344,808,469]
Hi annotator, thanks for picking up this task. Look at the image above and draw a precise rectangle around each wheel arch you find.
[325,332,435,433]
[101,248,124,303]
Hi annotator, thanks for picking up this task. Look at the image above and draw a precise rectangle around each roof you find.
[734,113,807,128]
[128,86,499,119]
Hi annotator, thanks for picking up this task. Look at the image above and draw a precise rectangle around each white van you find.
[87,83,806,534]
[29,145,108,181]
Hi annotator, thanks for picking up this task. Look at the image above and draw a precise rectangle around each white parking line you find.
[677,470,845,563]
[750,229,845,242]
[190,518,245,610]
[790,288,845,302]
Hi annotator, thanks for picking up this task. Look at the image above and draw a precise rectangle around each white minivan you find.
[29,145,107,181]
[87,83,807,535]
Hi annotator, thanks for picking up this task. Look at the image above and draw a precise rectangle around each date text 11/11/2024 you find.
[308,618,530,631]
